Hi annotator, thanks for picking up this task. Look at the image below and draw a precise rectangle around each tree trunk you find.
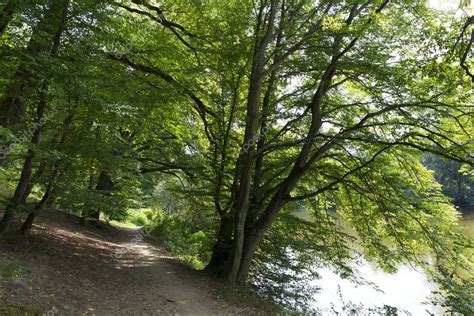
[236,197,286,283]
[225,70,340,283]
[0,0,24,39]
[223,64,334,283]
[20,165,46,203]
[225,23,352,283]
[250,2,284,223]
[19,101,77,233]
[88,209,101,223]
[0,146,35,234]
[19,169,59,234]
[206,214,234,273]
[80,172,96,225]
[82,171,114,225]
[225,0,279,284]
[19,210,36,234]
[0,0,70,232]
[0,83,48,234]
[80,207,101,225]
[0,0,70,233]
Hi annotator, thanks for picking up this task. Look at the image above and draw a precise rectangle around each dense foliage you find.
[0,0,473,312]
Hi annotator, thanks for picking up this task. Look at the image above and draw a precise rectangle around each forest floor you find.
[0,209,260,315]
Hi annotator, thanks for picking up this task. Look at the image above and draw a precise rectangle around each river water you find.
[308,211,474,315]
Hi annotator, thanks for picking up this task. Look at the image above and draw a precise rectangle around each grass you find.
[109,208,152,228]
[0,185,12,207]
[0,254,25,282]
[217,283,292,315]
[0,261,37,315]
[0,306,42,315]
[0,253,25,282]
[109,219,142,229]
[0,265,24,281]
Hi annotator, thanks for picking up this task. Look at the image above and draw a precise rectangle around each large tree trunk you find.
[81,171,114,225]
[227,78,331,283]
[91,171,115,223]
[236,187,290,283]
[79,174,95,226]
[80,172,96,226]
[206,214,234,273]
[248,13,284,230]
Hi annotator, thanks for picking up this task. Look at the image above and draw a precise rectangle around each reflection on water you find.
[313,259,442,315]
[460,211,474,237]
[310,211,473,315]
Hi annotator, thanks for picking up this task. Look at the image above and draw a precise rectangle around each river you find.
[307,211,474,315]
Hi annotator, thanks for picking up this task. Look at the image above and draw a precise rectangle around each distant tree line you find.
[424,153,474,211]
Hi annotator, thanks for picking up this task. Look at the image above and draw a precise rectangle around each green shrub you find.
[128,212,148,226]
[145,210,214,269]
[143,209,154,220]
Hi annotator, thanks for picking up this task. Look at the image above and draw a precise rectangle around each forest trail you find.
[0,209,241,315]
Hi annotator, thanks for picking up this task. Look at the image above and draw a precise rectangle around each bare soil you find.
[0,209,253,315]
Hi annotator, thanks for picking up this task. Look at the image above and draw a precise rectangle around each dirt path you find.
[0,210,245,315]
